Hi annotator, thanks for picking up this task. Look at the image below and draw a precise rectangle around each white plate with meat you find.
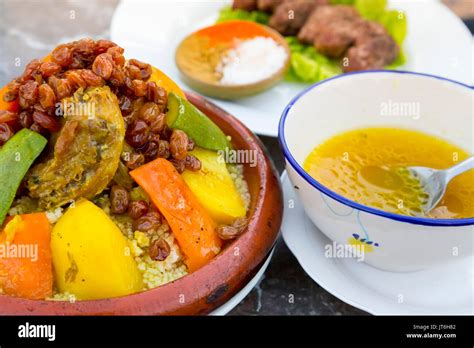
[111,0,473,136]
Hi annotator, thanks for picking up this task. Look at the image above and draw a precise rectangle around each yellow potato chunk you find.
[182,147,246,224]
[51,199,143,300]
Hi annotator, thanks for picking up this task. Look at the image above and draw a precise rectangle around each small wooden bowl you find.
[176,21,291,100]
[0,91,283,315]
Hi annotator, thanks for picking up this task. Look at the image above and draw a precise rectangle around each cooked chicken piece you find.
[269,0,327,36]
[298,5,359,44]
[28,86,125,209]
[257,0,284,12]
[232,0,258,11]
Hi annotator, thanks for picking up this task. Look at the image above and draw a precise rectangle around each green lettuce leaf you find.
[285,37,341,83]
[355,0,387,20]
[216,6,269,25]
[379,9,407,45]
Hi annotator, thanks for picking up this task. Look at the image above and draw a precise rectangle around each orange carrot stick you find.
[0,213,53,300]
[130,158,221,272]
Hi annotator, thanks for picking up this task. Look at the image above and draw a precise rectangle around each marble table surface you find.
[0,0,470,316]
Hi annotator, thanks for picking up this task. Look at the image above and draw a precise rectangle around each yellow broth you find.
[304,128,474,218]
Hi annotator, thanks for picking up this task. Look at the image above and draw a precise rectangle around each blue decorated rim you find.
[278,70,474,227]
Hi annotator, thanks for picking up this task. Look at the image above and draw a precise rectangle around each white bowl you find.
[279,71,473,272]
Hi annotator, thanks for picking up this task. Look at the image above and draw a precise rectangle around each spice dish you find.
[175,20,290,99]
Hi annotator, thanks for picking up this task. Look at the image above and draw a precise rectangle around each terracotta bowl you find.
[0,91,283,315]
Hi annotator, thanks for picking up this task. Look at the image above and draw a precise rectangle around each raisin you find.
[18,80,39,109]
[149,238,170,261]
[95,39,116,54]
[32,110,61,132]
[48,76,72,100]
[74,38,96,58]
[156,139,170,158]
[169,158,186,173]
[118,95,133,115]
[128,200,149,219]
[146,81,167,106]
[133,211,162,233]
[126,120,150,148]
[68,53,86,70]
[92,53,114,80]
[125,152,145,170]
[169,129,188,160]
[65,70,87,89]
[107,46,125,67]
[0,110,18,123]
[131,79,147,97]
[149,113,167,134]
[143,140,159,160]
[185,155,201,171]
[187,138,195,151]
[18,111,33,128]
[109,67,125,86]
[51,44,73,67]
[21,60,41,81]
[79,69,104,87]
[39,61,62,78]
[138,102,160,124]
[127,64,142,80]
[216,217,248,240]
[110,185,130,214]
[0,123,14,145]
[38,84,56,109]
[3,80,21,102]
[29,122,48,136]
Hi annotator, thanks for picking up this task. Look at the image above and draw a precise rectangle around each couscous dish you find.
[0,39,250,301]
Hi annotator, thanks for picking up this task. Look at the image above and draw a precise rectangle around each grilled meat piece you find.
[269,0,327,36]
[298,5,399,67]
[232,0,258,11]
[343,24,399,71]
[298,5,359,44]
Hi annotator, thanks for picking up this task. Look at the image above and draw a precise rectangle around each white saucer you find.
[110,0,473,136]
[210,247,274,315]
[280,172,474,315]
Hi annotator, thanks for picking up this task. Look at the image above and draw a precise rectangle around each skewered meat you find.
[269,0,327,36]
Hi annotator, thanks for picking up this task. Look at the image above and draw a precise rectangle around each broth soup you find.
[304,128,474,219]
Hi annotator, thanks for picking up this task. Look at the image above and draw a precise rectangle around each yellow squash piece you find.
[51,199,143,300]
[182,147,246,224]
[149,66,186,99]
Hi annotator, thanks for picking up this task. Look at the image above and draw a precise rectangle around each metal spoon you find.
[408,157,474,214]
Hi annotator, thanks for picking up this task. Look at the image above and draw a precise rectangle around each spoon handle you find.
[445,156,474,182]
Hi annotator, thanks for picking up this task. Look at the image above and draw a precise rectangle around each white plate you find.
[280,171,474,315]
[210,247,274,315]
[111,0,473,136]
